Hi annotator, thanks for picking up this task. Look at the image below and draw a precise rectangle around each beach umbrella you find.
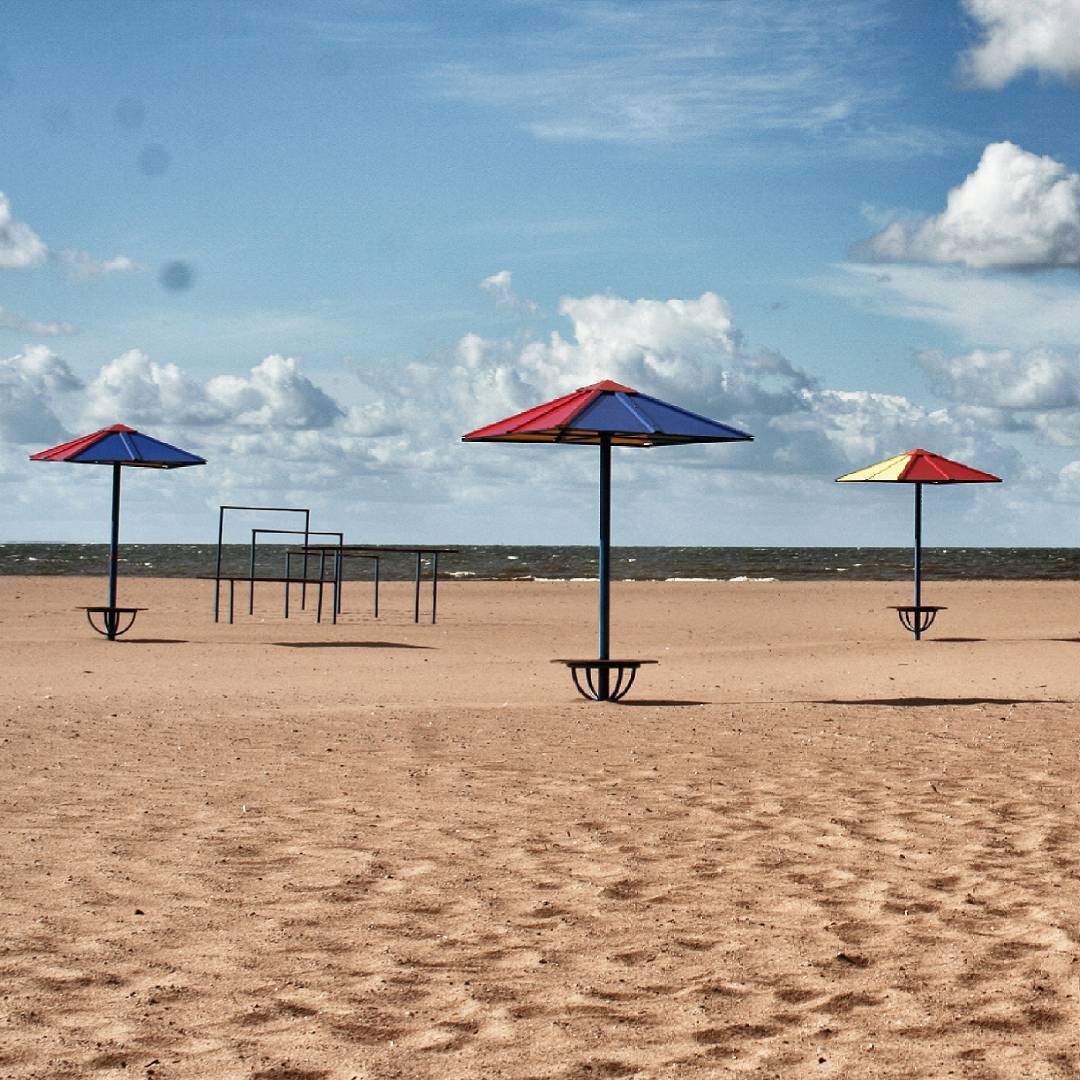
[30,424,206,639]
[835,448,1001,639]
[463,379,753,699]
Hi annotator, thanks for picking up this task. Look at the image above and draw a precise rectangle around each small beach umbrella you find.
[463,379,753,699]
[31,424,206,639]
[835,448,1001,639]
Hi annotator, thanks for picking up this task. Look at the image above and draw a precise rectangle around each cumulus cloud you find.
[0,345,82,443]
[0,192,47,270]
[0,287,1020,542]
[84,351,345,430]
[766,387,1007,475]
[1055,458,1080,500]
[206,354,344,429]
[84,349,219,426]
[960,0,1080,88]
[914,345,1080,450]
[480,270,538,315]
[504,291,814,422]
[919,346,1080,410]
[862,142,1080,270]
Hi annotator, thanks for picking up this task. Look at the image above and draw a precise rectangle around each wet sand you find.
[3,576,1080,1078]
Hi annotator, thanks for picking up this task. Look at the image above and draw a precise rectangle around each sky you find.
[6,0,1080,547]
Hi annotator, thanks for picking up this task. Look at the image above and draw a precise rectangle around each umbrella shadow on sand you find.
[814,696,1073,707]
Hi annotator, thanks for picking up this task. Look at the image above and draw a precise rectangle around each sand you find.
[3,574,1080,1078]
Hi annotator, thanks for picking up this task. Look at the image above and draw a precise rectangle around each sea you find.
[2,544,1080,582]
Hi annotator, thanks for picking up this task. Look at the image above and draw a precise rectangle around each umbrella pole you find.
[598,436,611,699]
[913,481,923,641]
[107,462,122,641]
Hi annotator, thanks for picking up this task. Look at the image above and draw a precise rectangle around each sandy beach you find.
[3,575,1080,1078]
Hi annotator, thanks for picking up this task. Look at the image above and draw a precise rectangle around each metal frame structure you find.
[248,527,344,615]
[294,545,455,623]
[213,505,311,622]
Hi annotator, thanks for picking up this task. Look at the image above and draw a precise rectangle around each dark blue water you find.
[2,544,1080,581]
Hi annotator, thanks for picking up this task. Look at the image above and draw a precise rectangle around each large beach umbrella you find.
[31,424,206,639]
[836,448,1001,639]
[463,379,753,699]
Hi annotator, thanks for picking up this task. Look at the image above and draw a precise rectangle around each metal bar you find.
[432,552,439,623]
[214,504,224,622]
[333,548,341,624]
[248,531,257,615]
[598,436,612,699]
[914,482,923,641]
[228,578,235,624]
[107,463,121,641]
[336,535,343,615]
[373,556,380,619]
[414,551,422,623]
[284,552,292,618]
[301,509,310,611]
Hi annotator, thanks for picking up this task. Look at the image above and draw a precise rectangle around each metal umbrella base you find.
[890,605,946,638]
[554,659,658,702]
[81,606,146,639]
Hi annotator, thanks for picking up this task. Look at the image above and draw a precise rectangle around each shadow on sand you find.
[815,696,1072,707]
[618,699,710,707]
[117,638,190,645]
[272,640,432,650]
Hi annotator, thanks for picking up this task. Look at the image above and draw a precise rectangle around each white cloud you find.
[428,0,948,156]
[960,0,1080,88]
[84,351,345,430]
[919,346,1080,410]
[0,192,47,270]
[825,263,1080,347]
[0,190,140,281]
[767,386,1016,476]
[0,345,82,444]
[84,349,220,426]
[1054,458,1080,500]
[913,346,1080,450]
[480,270,538,315]
[863,142,1080,270]
[205,354,344,429]
[0,307,78,336]
[55,250,141,281]
[0,288,1025,542]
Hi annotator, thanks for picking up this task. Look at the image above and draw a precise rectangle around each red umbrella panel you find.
[464,380,753,699]
[836,449,1001,638]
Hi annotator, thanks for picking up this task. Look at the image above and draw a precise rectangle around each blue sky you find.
[5,0,1080,547]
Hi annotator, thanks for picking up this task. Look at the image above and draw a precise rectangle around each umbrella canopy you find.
[462,379,750,446]
[30,423,205,468]
[836,448,1001,638]
[835,448,1001,485]
[31,424,206,638]
[464,380,753,698]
